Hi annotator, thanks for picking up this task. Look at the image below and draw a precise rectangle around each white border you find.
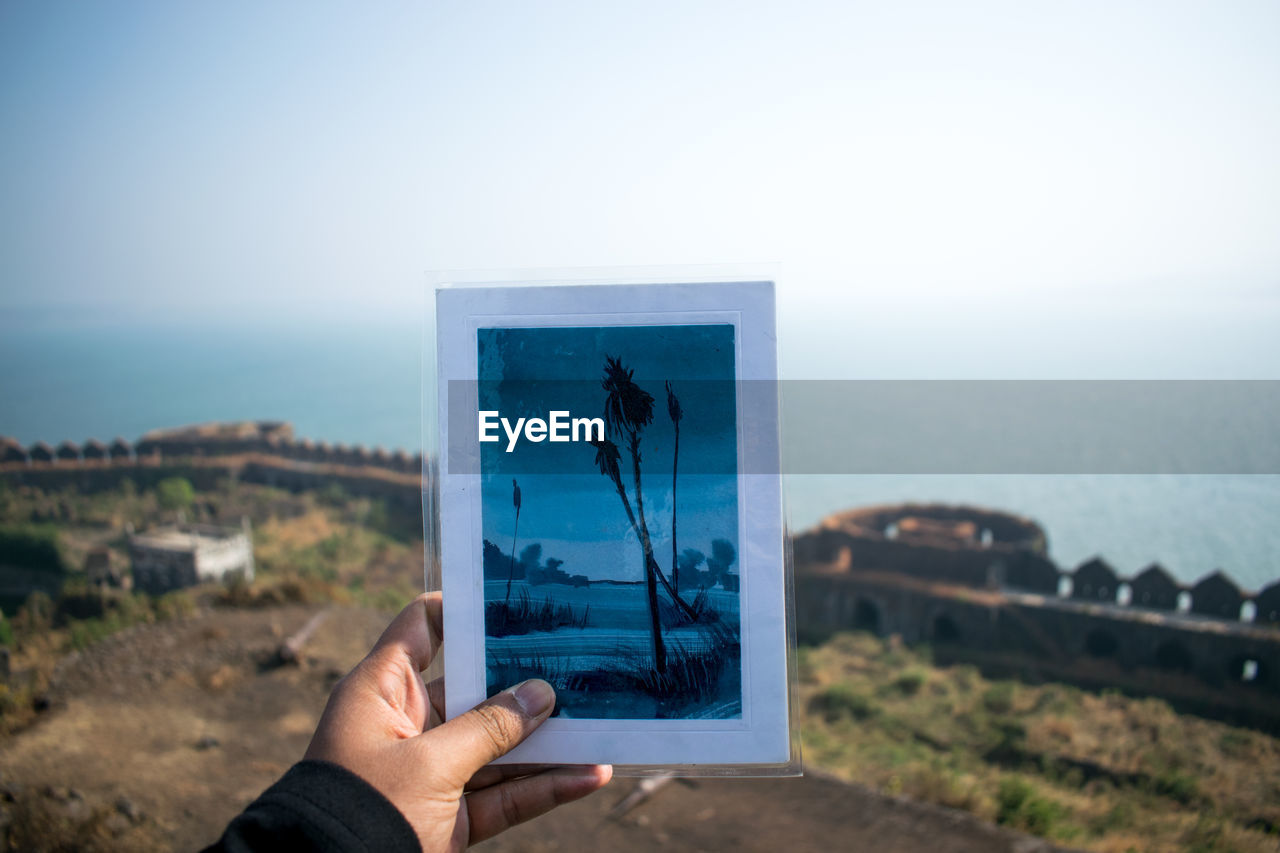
[436,281,787,765]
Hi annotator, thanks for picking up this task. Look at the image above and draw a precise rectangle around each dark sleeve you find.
[202,759,421,853]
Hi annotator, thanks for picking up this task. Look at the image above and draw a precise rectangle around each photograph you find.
[476,323,742,720]
[436,280,790,767]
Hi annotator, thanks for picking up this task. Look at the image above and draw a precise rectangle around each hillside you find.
[2,478,1276,851]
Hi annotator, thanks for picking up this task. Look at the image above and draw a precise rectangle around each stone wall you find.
[794,503,1280,726]
[0,422,424,509]
[798,503,1279,625]
[796,568,1280,728]
[0,423,423,478]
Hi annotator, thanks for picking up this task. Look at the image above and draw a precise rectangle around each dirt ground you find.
[0,604,1066,852]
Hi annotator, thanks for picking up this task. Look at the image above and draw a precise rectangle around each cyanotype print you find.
[478,324,741,719]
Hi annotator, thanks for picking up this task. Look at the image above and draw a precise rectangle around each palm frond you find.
[665,380,683,423]
[590,437,623,485]
[601,355,654,435]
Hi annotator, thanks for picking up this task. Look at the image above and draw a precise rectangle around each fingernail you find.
[512,679,554,716]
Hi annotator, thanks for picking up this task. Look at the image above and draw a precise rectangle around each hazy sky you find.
[477,324,739,582]
[2,1,1278,377]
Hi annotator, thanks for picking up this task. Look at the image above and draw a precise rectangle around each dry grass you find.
[800,631,1280,852]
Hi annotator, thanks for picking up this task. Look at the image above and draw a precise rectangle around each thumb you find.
[425,679,556,786]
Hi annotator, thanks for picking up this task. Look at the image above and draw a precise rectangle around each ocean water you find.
[484,580,742,719]
[3,324,1277,591]
[0,322,424,454]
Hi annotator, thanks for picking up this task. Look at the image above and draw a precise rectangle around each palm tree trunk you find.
[608,474,696,624]
[626,431,667,673]
[627,433,697,621]
[640,532,666,674]
[609,486,667,673]
[604,466,670,671]
[505,507,520,606]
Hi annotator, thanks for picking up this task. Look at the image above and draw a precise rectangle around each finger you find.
[466,765,612,845]
[423,679,556,786]
[370,592,443,673]
[426,677,445,728]
[464,763,557,792]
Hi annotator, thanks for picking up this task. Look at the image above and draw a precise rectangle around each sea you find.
[2,322,1277,592]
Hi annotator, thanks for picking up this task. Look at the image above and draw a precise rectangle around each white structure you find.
[129,519,254,595]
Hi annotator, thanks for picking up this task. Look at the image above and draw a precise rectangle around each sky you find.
[2,1,1279,378]
[477,324,739,582]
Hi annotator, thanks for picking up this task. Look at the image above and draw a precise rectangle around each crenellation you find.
[1071,557,1120,603]
[0,422,425,510]
[1,437,26,465]
[1130,563,1181,611]
[795,502,1280,725]
[1257,581,1280,625]
[1190,570,1246,620]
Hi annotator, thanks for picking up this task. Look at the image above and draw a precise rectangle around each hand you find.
[304,593,612,851]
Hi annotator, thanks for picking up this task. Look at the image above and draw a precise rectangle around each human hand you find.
[304,593,612,851]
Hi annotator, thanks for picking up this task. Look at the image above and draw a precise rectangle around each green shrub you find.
[1153,769,1199,805]
[156,477,195,511]
[997,777,1032,822]
[982,681,1016,714]
[0,524,68,574]
[317,482,349,506]
[154,590,196,622]
[996,777,1062,836]
[891,667,927,696]
[810,683,878,722]
[1020,795,1061,836]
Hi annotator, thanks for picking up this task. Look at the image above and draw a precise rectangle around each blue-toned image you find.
[478,324,741,719]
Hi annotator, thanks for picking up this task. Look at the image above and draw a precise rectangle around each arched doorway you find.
[853,598,881,635]
[932,612,962,644]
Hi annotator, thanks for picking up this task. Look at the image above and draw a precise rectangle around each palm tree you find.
[505,478,521,605]
[666,381,683,590]
[597,361,699,618]
[591,435,665,673]
[596,360,706,670]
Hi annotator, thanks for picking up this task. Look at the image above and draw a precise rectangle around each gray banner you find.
[445,380,1280,475]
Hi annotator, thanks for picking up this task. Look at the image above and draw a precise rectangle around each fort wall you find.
[0,422,424,509]
[795,503,1280,728]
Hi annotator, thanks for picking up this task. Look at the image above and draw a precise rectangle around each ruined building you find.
[128,520,254,596]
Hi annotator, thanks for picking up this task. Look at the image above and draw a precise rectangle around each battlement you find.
[794,503,1280,727]
[796,502,1278,624]
[1,422,422,476]
[0,422,425,507]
